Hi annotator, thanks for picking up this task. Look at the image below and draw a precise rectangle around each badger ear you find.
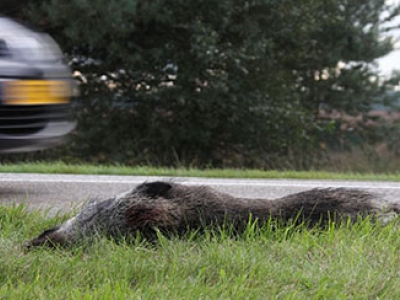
[135,181,173,198]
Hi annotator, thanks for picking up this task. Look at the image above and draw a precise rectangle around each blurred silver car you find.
[0,16,76,153]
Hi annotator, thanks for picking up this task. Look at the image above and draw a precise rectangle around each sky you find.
[377,48,400,77]
[376,0,400,77]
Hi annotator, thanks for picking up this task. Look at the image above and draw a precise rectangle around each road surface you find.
[0,173,399,215]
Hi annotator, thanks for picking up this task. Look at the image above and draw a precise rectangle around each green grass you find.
[1,204,400,299]
[2,161,400,181]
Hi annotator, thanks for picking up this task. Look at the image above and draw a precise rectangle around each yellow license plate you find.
[2,80,70,105]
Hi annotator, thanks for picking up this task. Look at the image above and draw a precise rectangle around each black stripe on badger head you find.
[24,226,66,249]
[135,181,173,198]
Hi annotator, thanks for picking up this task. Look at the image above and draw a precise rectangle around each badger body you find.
[25,181,399,248]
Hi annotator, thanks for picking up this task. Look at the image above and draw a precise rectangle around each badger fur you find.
[25,181,399,248]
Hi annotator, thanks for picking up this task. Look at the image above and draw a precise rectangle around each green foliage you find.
[2,0,400,167]
[1,161,400,180]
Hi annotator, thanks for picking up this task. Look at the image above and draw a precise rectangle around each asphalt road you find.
[0,173,399,215]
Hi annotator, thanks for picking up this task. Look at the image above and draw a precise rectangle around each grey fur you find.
[24,181,399,248]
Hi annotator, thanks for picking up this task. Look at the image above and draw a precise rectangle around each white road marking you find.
[0,173,399,189]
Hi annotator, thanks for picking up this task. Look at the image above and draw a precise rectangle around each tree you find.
[3,0,399,168]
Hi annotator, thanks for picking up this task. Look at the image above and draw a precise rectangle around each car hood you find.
[0,16,63,63]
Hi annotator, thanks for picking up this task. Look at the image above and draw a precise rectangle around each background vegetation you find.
[1,0,400,170]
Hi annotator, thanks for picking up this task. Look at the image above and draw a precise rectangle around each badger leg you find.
[135,181,173,198]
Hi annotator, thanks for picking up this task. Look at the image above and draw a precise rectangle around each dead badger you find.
[25,181,399,248]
